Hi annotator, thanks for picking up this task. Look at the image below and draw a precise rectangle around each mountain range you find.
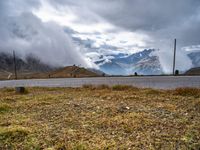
[95,49,163,75]
[94,49,200,75]
[0,49,200,76]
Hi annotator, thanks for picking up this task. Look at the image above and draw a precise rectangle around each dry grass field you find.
[0,86,200,149]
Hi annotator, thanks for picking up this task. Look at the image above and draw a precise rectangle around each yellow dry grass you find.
[0,86,200,149]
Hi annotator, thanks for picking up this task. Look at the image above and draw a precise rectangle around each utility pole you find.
[172,39,177,75]
[13,50,18,80]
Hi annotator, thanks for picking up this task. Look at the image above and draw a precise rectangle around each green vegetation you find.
[0,87,200,149]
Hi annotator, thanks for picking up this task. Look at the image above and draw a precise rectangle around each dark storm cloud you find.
[92,0,200,30]
[48,0,200,46]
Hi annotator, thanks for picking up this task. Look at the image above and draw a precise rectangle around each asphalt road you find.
[0,76,200,89]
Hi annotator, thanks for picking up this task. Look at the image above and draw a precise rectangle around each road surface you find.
[0,76,200,89]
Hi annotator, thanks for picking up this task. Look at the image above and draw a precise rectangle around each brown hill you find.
[185,67,200,75]
[48,66,100,78]
[0,66,101,80]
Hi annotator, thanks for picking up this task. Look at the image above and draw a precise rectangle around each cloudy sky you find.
[0,0,200,72]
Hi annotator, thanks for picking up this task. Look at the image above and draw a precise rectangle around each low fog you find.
[0,0,93,68]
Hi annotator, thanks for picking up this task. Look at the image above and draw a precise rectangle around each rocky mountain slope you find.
[95,49,163,75]
[0,52,100,79]
[0,52,53,73]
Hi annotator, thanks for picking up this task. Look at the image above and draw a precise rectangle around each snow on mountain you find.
[95,49,163,75]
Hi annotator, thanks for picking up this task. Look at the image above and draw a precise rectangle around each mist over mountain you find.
[188,51,200,68]
[0,49,199,76]
[0,0,200,75]
[0,52,54,73]
[95,49,163,75]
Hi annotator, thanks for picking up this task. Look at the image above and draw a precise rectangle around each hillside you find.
[0,52,55,80]
[185,67,200,75]
[48,66,100,78]
[0,52,100,79]
[0,52,53,73]
[0,65,101,80]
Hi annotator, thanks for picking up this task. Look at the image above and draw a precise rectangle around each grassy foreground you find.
[0,86,200,149]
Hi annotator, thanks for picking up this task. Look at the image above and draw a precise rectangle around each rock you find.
[118,106,131,113]
[15,87,26,94]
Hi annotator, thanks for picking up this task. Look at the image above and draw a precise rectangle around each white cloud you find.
[0,12,93,68]
[1,0,200,73]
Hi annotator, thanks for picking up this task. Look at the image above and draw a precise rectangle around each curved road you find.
[0,76,200,89]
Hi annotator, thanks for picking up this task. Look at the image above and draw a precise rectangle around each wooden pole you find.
[13,50,18,80]
[173,39,177,75]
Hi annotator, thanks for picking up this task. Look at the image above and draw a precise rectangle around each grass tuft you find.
[0,104,11,114]
[82,84,95,89]
[2,88,15,93]
[0,127,29,144]
[146,89,162,95]
[72,143,87,150]
[83,84,110,90]
[112,85,134,91]
[96,84,110,90]
[173,88,200,97]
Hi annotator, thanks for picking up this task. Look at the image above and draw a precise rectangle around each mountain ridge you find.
[95,49,163,75]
